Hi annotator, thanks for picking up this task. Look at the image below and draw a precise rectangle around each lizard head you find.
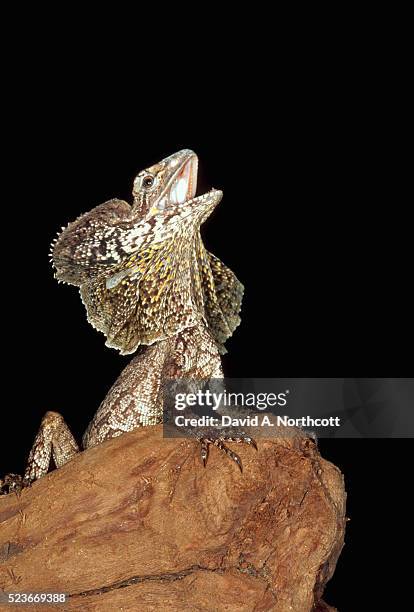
[52,150,243,354]
[131,149,199,216]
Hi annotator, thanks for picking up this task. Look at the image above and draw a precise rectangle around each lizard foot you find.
[0,473,27,496]
[199,432,257,472]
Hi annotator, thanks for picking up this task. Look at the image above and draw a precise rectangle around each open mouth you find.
[169,155,198,204]
[156,154,199,210]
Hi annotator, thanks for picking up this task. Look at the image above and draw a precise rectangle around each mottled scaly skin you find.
[0,150,254,494]
[83,323,223,448]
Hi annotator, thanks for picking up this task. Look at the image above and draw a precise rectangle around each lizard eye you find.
[142,175,155,189]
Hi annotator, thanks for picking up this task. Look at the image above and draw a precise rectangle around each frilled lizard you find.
[0,150,256,495]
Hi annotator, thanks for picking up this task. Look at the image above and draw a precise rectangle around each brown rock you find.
[0,423,346,611]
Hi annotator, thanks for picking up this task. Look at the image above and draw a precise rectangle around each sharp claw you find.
[200,444,209,468]
[233,454,243,472]
[248,437,258,451]
[0,473,25,496]
[198,431,256,473]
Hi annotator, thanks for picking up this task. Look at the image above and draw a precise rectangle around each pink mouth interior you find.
[168,156,198,205]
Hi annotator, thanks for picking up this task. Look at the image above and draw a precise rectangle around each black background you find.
[1,32,411,610]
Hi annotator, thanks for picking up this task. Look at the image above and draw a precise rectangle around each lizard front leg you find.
[1,411,79,494]
[165,325,258,471]
[23,411,79,485]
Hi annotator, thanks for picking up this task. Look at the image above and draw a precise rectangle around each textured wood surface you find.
[0,423,346,611]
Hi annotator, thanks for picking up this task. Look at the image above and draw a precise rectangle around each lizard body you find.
[1,150,254,492]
